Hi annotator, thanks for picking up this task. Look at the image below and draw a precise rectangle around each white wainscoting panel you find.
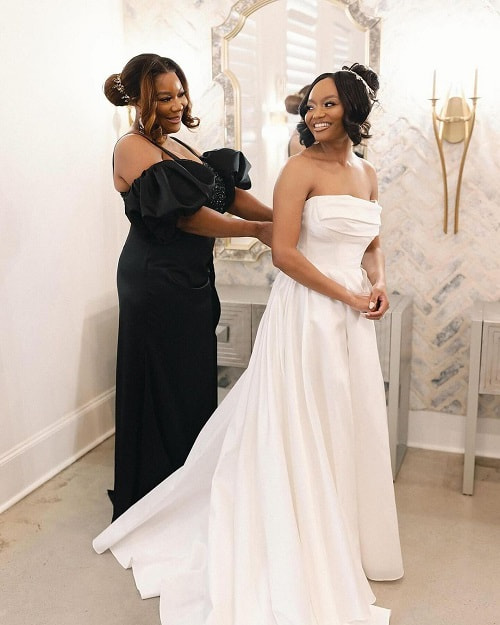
[0,390,115,514]
[408,410,500,459]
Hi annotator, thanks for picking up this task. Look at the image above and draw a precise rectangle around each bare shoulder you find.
[281,149,318,178]
[114,133,160,163]
[357,154,378,197]
[358,155,377,179]
[275,151,316,195]
[113,133,163,188]
[359,154,376,172]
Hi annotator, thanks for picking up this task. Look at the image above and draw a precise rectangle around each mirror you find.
[212,0,381,261]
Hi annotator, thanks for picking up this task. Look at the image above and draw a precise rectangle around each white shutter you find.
[285,0,317,96]
[226,0,368,203]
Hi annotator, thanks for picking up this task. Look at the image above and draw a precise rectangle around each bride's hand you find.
[363,284,389,320]
[347,293,371,313]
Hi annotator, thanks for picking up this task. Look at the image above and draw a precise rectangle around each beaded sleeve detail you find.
[203,163,227,214]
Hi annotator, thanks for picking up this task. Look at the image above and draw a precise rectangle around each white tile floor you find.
[1,438,499,625]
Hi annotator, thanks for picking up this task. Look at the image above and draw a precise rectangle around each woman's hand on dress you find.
[255,221,273,247]
[347,293,372,314]
[363,284,389,320]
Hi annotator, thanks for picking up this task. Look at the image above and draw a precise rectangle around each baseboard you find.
[0,389,115,514]
[408,410,500,459]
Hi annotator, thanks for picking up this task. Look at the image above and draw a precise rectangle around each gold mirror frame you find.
[212,0,381,261]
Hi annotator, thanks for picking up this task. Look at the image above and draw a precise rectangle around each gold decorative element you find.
[211,0,381,261]
[431,69,479,234]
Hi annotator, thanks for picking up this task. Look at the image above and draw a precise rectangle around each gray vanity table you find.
[216,285,413,479]
[463,301,500,495]
[375,294,413,479]
[216,285,271,368]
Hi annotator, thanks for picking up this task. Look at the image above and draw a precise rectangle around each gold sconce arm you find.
[431,71,479,234]
[431,99,449,233]
[454,98,478,233]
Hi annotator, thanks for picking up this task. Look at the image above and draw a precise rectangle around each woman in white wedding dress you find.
[93,63,404,625]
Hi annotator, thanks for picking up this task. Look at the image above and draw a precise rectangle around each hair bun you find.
[284,85,310,115]
[103,73,129,107]
[344,62,379,95]
[284,94,302,115]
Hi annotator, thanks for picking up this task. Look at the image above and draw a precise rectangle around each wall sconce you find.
[431,69,479,234]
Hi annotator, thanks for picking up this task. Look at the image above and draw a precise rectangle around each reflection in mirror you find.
[212,0,381,261]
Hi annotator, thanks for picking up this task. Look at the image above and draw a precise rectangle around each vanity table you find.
[216,285,412,479]
[462,301,500,495]
[375,294,413,479]
[216,285,271,368]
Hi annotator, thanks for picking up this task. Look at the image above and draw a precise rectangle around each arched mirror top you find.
[212,0,380,150]
[212,0,381,261]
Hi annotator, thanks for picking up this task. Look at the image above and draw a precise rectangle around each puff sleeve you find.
[123,160,215,242]
[201,148,252,208]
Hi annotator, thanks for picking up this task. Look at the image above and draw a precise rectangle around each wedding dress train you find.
[94,195,404,625]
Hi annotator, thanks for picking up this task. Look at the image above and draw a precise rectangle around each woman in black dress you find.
[103,53,272,520]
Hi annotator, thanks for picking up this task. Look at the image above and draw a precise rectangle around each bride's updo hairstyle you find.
[297,62,379,148]
[104,53,200,143]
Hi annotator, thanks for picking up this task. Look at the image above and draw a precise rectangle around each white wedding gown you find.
[94,195,404,625]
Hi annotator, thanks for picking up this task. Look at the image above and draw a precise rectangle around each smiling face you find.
[304,77,346,143]
[153,71,188,133]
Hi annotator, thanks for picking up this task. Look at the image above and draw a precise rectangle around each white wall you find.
[0,0,129,511]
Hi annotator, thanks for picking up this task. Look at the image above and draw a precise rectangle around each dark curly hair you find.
[104,53,200,143]
[297,63,379,148]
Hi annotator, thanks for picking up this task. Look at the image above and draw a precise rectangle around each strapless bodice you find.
[298,194,381,272]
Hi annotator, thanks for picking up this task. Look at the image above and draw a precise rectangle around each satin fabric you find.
[111,147,250,520]
[94,195,403,624]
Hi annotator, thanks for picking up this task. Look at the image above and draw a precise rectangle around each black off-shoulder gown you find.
[110,137,251,520]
